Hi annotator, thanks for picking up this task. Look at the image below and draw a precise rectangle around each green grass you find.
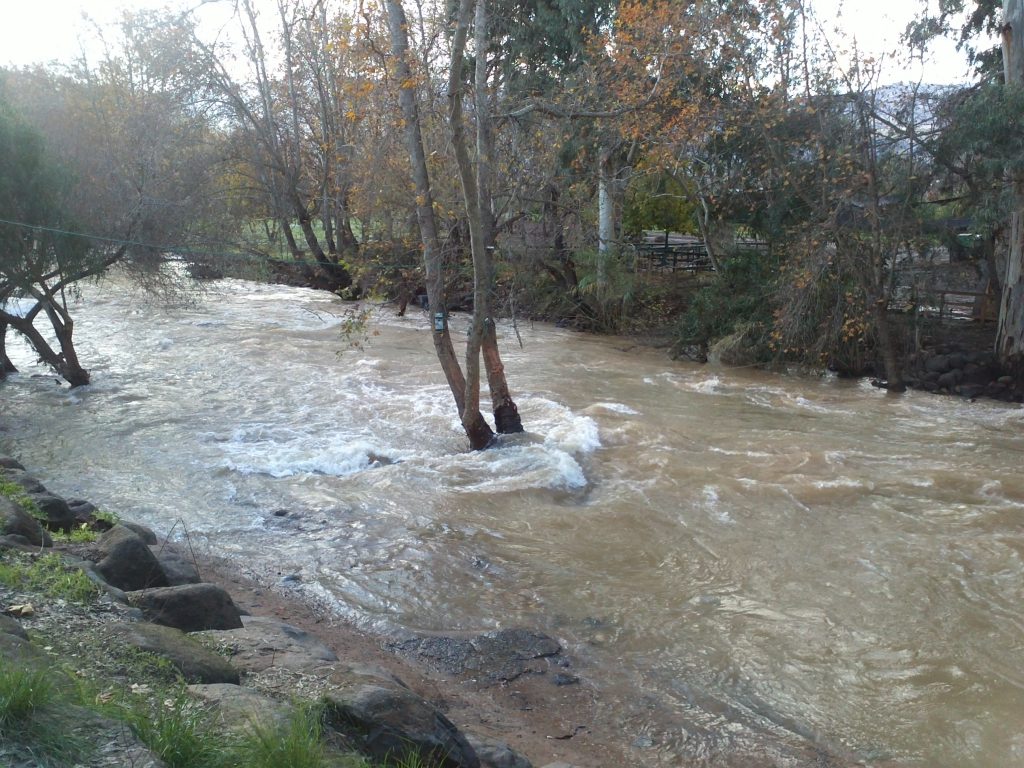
[0,552,99,603]
[0,479,42,520]
[51,523,100,543]
[130,691,229,768]
[237,702,329,768]
[0,664,53,733]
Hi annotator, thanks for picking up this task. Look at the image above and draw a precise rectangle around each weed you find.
[0,552,99,603]
[130,691,227,768]
[51,523,99,544]
[236,702,329,768]
[0,479,42,520]
[0,663,53,733]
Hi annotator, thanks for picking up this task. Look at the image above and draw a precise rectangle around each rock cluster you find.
[0,459,573,768]
[903,345,1024,401]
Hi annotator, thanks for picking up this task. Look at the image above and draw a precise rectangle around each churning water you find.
[2,278,1023,766]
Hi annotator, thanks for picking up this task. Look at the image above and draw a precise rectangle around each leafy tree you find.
[0,90,102,386]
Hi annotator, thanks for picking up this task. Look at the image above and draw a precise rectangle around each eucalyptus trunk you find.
[384,0,491,448]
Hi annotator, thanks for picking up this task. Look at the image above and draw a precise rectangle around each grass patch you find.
[0,479,42,520]
[0,552,99,603]
[0,663,54,733]
[130,691,228,768]
[51,524,100,543]
[0,661,88,765]
[237,702,329,768]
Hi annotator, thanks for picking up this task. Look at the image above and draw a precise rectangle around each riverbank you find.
[0,457,616,768]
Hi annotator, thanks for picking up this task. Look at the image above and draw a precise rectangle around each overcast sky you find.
[0,0,980,85]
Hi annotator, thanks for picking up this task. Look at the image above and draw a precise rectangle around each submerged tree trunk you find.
[997,0,1024,372]
[473,0,523,435]
[384,0,492,448]
[2,306,90,387]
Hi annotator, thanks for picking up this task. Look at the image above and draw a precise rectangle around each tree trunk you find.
[0,321,17,377]
[448,0,493,449]
[473,0,523,434]
[598,148,614,261]
[384,0,491,448]
[997,0,1024,372]
[2,308,90,387]
[872,300,905,392]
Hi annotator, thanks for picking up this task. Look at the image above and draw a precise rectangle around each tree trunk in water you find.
[997,0,1024,374]
[0,322,16,377]
[2,309,90,387]
[384,0,491,448]
[473,0,522,435]
[448,0,492,448]
[872,301,905,392]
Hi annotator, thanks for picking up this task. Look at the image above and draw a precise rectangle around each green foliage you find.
[236,702,329,768]
[130,692,228,768]
[51,523,100,544]
[0,663,54,733]
[0,479,42,521]
[574,249,638,332]
[0,553,99,603]
[674,250,778,355]
[622,172,698,237]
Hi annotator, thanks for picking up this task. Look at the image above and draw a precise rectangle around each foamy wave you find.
[587,402,640,416]
[441,443,588,493]
[222,431,399,478]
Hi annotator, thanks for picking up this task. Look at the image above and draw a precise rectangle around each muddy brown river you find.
[2,278,1022,766]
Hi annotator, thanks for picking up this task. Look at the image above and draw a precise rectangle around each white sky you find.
[0,0,984,84]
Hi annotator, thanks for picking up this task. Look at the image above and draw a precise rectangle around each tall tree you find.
[997,0,1024,369]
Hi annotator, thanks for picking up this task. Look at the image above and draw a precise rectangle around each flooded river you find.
[2,278,1022,766]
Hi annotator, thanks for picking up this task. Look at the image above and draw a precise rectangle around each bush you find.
[674,249,778,357]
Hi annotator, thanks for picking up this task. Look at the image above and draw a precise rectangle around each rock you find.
[95,525,169,592]
[0,469,47,494]
[937,369,964,391]
[28,492,77,532]
[68,499,98,522]
[128,583,243,632]
[0,496,52,547]
[0,630,42,664]
[188,683,292,734]
[198,615,337,674]
[111,622,240,684]
[0,614,28,640]
[540,763,580,768]
[958,384,987,399]
[121,522,158,545]
[323,682,480,768]
[465,734,533,768]
[392,628,563,683]
[0,457,25,470]
[924,354,950,374]
[552,672,580,686]
[150,546,202,586]
[946,352,968,370]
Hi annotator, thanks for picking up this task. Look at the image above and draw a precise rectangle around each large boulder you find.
[111,622,240,684]
[121,522,158,545]
[323,682,480,768]
[198,615,337,674]
[150,546,201,586]
[28,492,77,532]
[0,496,52,547]
[0,457,25,470]
[188,683,292,734]
[95,525,169,592]
[127,583,243,632]
[0,614,28,640]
